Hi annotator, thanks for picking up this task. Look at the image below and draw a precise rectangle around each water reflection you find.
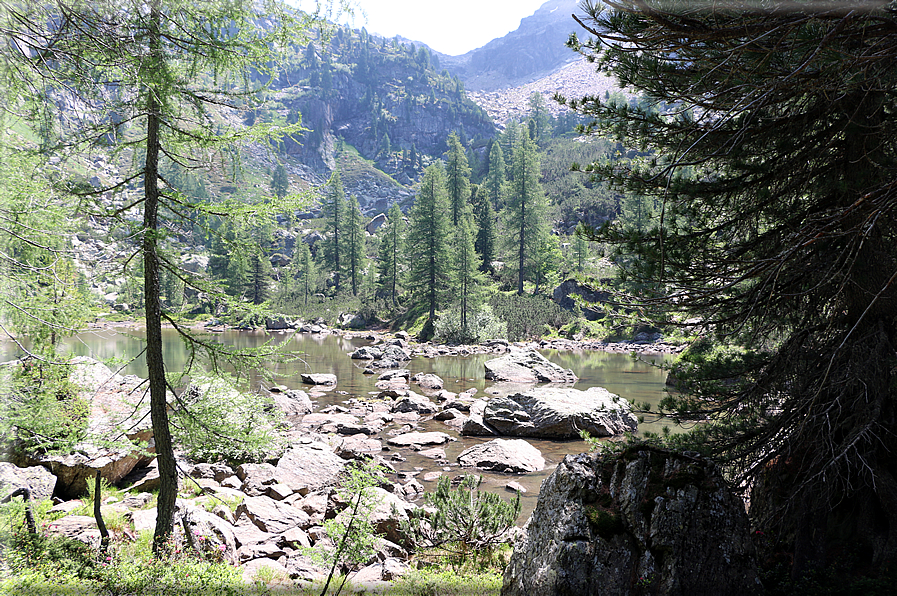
[46,329,676,520]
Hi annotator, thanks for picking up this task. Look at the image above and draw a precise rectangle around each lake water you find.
[50,327,676,519]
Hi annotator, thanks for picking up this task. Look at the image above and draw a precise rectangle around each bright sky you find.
[300,0,550,56]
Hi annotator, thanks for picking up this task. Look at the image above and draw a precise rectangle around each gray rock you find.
[274,443,346,493]
[483,349,577,384]
[235,495,311,534]
[478,386,638,439]
[350,346,383,360]
[271,388,314,417]
[392,392,438,415]
[502,447,761,596]
[366,212,387,235]
[412,372,444,390]
[300,373,337,386]
[377,369,410,382]
[460,399,499,436]
[180,502,238,565]
[457,439,545,473]
[380,345,411,361]
[0,462,57,503]
[386,432,453,448]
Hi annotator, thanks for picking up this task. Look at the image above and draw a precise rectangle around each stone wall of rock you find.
[502,446,761,596]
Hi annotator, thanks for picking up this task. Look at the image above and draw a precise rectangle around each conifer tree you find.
[271,164,289,199]
[321,171,347,292]
[483,140,507,211]
[453,207,485,338]
[471,185,497,273]
[344,195,366,297]
[377,202,406,305]
[445,131,471,226]
[293,242,317,307]
[505,131,549,295]
[406,163,452,340]
[570,0,897,573]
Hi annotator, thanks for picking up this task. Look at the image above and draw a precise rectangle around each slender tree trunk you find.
[145,2,177,554]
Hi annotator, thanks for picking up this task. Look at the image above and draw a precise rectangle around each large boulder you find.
[552,278,612,321]
[502,447,761,596]
[469,386,637,440]
[484,350,577,384]
[0,462,57,503]
[269,389,314,417]
[457,439,545,473]
[274,443,346,493]
[16,357,159,498]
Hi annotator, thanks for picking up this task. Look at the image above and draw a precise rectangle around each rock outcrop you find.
[463,386,638,439]
[502,447,761,596]
[483,350,577,384]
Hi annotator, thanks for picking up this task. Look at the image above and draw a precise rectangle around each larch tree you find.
[483,140,507,211]
[471,185,497,273]
[321,170,347,292]
[569,0,897,576]
[406,162,452,341]
[377,201,406,305]
[505,131,549,296]
[344,195,366,297]
[445,131,471,226]
[0,0,328,553]
[452,207,485,340]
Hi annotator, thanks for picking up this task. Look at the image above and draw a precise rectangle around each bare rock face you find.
[457,439,545,473]
[484,350,577,384]
[474,386,638,440]
[502,447,762,596]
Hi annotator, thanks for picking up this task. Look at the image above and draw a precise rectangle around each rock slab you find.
[457,439,545,473]
[502,447,761,596]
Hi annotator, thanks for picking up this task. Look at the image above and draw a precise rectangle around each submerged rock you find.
[502,446,761,596]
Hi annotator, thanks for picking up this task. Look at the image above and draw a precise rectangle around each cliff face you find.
[273,30,495,177]
[442,0,583,91]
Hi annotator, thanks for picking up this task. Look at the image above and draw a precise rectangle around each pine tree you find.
[570,1,897,573]
[504,131,549,295]
[445,131,471,226]
[483,140,506,211]
[344,195,366,297]
[321,171,347,292]
[248,253,272,305]
[453,208,485,339]
[471,185,497,273]
[271,164,289,199]
[377,202,406,305]
[406,163,452,341]
[572,231,589,275]
[293,242,317,307]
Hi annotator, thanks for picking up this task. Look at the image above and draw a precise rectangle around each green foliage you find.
[0,359,89,456]
[270,164,289,198]
[503,130,549,295]
[308,459,387,596]
[320,170,348,292]
[387,567,503,596]
[343,195,366,297]
[489,293,572,342]
[376,202,406,305]
[445,131,471,226]
[406,163,452,340]
[401,475,520,571]
[170,374,285,465]
[434,304,507,345]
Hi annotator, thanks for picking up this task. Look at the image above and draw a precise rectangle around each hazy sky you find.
[301,0,550,56]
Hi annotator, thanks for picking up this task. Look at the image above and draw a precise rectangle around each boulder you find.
[412,373,444,390]
[378,369,410,382]
[274,443,346,493]
[17,357,159,497]
[502,447,761,596]
[269,389,313,417]
[265,317,295,330]
[235,495,311,534]
[392,392,438,415]
[484,350,577,384]
[180,502,238,565]
[461,399,499,436]
[552,278,611,321]
[350,346,383,360]
[300,373,337,386]
[457,439,545,473]
[366,212,387,235]
[386,432,453,448]
[380,345,412,361]
[0,462,57,503]
[474,386,638,440]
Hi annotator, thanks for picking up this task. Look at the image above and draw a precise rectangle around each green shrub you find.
[489,293,571,341]
[434,304,507,344]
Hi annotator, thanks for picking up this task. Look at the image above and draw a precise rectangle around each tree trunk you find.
[145,1,177,554]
